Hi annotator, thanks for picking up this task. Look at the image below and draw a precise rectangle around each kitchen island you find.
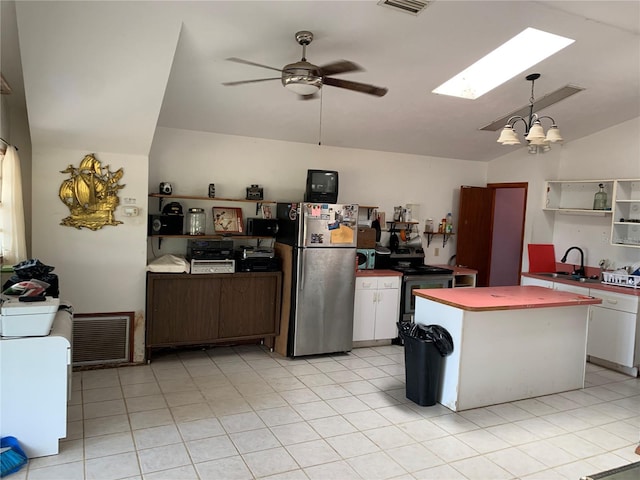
[413,286,601,411]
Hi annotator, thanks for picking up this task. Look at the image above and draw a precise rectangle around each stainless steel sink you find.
[535,272,570,278]
[534,272,600,284]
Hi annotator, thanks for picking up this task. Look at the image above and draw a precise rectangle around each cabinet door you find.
[147,275,221,345]
[553,282,589,295]
[353,285,377,341]
[218,273,281,339]
[588,306,636,367]
[374,279,400,340]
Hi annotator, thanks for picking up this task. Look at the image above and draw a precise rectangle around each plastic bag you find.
[3,259,59,297]
[397,322,454,357]
[11,259,55,279]
[2,279,50,297]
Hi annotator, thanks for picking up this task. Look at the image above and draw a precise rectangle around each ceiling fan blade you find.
[222,77,281,86]
[323,77,388,97]
[318,60,362,76]
[226,57,283,73]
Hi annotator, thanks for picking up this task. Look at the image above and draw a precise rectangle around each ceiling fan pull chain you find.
[318,88,323,146]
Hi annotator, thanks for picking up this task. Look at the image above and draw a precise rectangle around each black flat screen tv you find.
[304,169,339,204]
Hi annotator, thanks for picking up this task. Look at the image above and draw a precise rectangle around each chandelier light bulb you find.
[545,125,563,143]
[525,121,545,141]
[497,126,521,144]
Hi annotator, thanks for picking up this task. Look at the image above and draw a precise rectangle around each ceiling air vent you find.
[480,84,585,131]
[377,0,431,15]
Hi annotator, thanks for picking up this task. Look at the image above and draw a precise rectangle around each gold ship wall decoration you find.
[59,154,125,230]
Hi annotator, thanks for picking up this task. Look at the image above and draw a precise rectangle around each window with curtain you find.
[0,145,27,265]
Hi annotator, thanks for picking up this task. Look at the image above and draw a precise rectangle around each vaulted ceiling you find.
[3,1,639,161]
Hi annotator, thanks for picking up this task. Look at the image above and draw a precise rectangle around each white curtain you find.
[1,145,27,264]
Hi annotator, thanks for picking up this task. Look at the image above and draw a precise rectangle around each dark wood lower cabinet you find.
[146,272,282,360]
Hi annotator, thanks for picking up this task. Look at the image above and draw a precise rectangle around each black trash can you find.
[398,323,453,407]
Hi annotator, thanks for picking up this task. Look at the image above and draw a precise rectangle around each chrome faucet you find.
[561,247,585,277]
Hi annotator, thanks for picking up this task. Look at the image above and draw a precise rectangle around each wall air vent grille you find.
[377,0,430,15]
[480,84,585,132]
[72,313,132,366]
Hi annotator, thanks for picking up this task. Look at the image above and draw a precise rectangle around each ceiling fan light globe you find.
[545,125,563,143]
[284,81,321,95]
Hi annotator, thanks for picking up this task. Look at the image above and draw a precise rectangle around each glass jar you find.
[593,183,608,210]
[187,208,205,235]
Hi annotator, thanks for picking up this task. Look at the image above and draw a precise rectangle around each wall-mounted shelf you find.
[148,194,277,248]
[543,180,614,213]
[423,232,454,247]
[149,193,276,215]
[611,179,640,248]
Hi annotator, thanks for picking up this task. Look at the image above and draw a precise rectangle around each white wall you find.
[488,117,640,272]
[31,147,149,361]
[149,127,488,265]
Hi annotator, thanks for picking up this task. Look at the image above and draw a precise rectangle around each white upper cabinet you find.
[611,179,640,248]
[544,180,614,214]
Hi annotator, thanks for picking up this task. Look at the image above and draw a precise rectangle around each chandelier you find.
[497,73,563,154]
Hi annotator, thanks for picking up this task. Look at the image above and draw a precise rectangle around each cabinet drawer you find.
[553,282,589,295]
[378,276,400,290]
[588,289,638,313]
[356,278,379,290]
[356,276,400,290]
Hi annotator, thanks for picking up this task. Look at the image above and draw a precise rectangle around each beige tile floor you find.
[12,344,640,480]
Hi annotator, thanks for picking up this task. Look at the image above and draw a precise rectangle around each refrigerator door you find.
[292,247,356,356]
[301,203,358,248]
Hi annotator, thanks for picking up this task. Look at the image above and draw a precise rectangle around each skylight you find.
[432,28,575,100]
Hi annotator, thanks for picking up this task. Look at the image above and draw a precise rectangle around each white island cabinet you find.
[413,286,600,411]
[353,271,401,343]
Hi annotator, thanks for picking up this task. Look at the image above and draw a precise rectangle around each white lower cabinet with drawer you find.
[587,289,639,372]
[353,276,401,342]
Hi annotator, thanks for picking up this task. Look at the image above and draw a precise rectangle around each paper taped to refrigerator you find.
[330,225,354,244]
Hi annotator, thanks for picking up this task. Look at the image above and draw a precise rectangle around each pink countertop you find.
[414,285,602,311]
[521,272,640,297]
[356,269,402,277]
[431,264,478,276]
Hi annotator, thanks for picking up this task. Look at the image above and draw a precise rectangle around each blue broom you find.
[0,437,28,477]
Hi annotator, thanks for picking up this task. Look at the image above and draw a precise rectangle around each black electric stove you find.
[392,264,454,276]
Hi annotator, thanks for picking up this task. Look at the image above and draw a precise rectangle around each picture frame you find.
[261,204,273,219]
[212,207,244,234]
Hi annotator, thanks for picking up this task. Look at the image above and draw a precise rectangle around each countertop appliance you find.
[276,202,358,357]
[390,247,453,325]
[356,248,376,270]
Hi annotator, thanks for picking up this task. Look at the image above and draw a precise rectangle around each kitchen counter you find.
[415,285,601,311]
[522,272,640,297]
[356,269,402,278]
[413,285,597,411]
[431,264,478,276]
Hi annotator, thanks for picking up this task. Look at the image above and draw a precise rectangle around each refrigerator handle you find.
[298,252,305,291]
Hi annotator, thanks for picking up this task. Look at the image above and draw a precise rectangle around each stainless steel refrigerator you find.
[276,202,358,357]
